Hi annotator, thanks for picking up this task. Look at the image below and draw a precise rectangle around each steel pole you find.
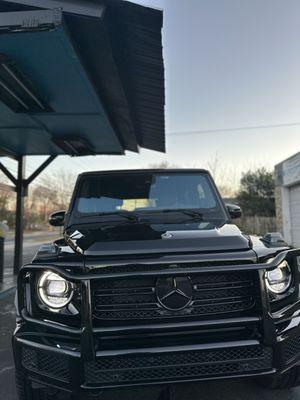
[14,156,26,275]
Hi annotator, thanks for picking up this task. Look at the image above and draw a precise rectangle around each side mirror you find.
[49,210,66,227]
[226,203,242,220]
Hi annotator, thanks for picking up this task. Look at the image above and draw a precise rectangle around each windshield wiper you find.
[82,209,205,225]
[94,210,140,222]
[137,209,204,223]
[141,209,203,218]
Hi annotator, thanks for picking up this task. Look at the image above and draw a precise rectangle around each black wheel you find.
[15,370,72,400]
[258,366,300,390]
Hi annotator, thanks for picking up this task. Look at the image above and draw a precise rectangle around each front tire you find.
[258,366,300,390]
[15,370,72,400]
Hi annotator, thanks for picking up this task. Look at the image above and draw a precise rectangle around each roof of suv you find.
[78,169,210,177]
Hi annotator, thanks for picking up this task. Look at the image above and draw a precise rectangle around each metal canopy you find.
[0,0,165,158]
[0,0,165,276]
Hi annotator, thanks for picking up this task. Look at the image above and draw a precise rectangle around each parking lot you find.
[0,0,300,399]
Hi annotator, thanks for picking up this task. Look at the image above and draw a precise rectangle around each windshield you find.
[71,172,227,223]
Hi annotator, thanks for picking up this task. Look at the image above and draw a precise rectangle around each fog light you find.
[265,261,292,294]
[38,271,74,309]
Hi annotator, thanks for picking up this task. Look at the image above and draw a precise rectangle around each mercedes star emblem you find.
[156,276,193,311]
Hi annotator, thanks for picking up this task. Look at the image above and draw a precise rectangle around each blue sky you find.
[3,0,300,184]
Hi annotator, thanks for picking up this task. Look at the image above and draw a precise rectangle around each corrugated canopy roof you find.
[0,0,165,157]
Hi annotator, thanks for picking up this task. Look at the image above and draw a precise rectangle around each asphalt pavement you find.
[1,233,300,399]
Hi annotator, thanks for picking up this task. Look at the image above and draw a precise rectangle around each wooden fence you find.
[235,216,277,236]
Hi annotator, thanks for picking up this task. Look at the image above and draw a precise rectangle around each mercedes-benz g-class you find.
[13,169,300,399]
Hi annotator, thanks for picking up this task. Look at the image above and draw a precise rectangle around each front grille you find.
[85,346,273,385]
[92,270,259,323]
[21,347,69,382]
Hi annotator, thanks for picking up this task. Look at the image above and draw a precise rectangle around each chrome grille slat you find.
[194,281,253,291]
[94,288,155,296]
[95,303,160,311]
[192,295,254,305]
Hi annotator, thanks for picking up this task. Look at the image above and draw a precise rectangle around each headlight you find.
[265,260,292,294]
[38,271,74,309]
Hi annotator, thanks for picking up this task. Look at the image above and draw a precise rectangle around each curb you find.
[0,285,16,300]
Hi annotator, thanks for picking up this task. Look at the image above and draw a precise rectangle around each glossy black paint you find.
[13,169,300,395]
[48,210,66,227]
[64,223,252,257]
[226,203,242,219]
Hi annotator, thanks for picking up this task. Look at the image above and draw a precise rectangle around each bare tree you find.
[147,161,181,169]
[0,175,15,225]
[38,170,77,210]
[29,186,58,223]
[206,153,239,198]
[0,169,77,229]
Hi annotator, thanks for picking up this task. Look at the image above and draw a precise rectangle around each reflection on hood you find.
[65,222,251,256]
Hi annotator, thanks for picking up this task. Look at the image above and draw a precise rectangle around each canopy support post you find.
[14,156,26,275]
[26,155,56,186]
[0,161,17,185]
[13,155,57,275]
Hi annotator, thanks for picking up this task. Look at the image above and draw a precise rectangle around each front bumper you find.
[13,332,300,393]
[14,336,278,392]
[13,250,300,393]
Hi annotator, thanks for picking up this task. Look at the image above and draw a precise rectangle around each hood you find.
[64,223,252,257]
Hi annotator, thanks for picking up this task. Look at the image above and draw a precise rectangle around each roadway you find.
[4,231,61,268]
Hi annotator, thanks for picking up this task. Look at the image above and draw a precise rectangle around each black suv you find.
[13,169,300,399]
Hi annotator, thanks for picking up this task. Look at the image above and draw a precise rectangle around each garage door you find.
[289,185,300,247]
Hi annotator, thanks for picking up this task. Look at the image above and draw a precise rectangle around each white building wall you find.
[281,186,292,245]
[275,152,300,247]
